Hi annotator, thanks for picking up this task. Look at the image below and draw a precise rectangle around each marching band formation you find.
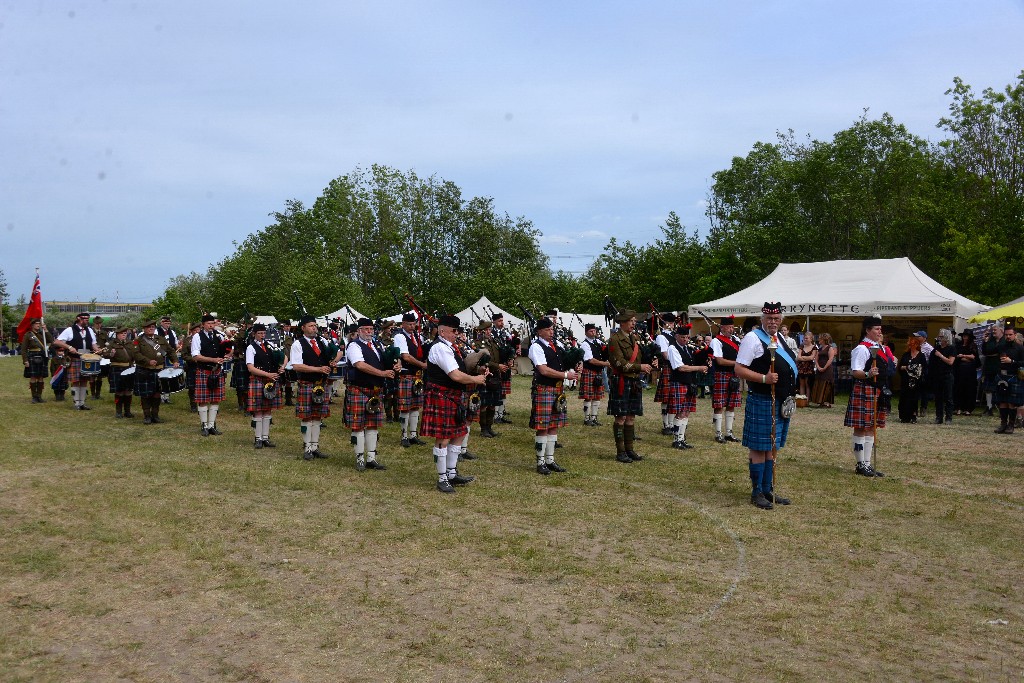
[18,299,1024,508]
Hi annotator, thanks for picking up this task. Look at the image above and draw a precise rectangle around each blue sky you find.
[2,0,1023,303]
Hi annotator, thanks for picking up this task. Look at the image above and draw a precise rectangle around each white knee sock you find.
[400,412,409,437]
[262,416,272,439]
[301,421,312,449]
[409,410,419,437]
[725,411,735,435]
[674,417,688,442]
[353,430,366,460]
[253,416,264,440]
[863,435,875,463]
[545,433,557,464]
[853,435,867,464]
[199,405,210,427]
[309,421,321,451]
[713,413,723,435]
[446,444,460,477]
[535,435,545,464]
[365,429,378,462]
[208,404,220,426]
[434,446,447,477]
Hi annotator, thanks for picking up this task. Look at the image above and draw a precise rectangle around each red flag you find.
[16,274,44,342]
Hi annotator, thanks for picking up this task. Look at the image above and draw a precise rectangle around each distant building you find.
[47,301,154,315]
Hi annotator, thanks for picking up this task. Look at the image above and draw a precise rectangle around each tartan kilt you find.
[133,368,160,397]
[247,376,283,413]
[529,383,568,430]
[184,361,196,390]
[344,385,383,431]
[579,367,605,401]
[108,366,134,393]
[741,391,791,451]
[194,368,226,404]
[665,382,696,415]
[230,362,249,390]
[844,381,888,429]
[420,384,468,440]
[480,379,503,408]
[26,354,48,379]
[502,370,512,397]
[654,364,671,402]
[66,359,87,385]
[712,370,742,409]
[995,375,1024,406]
[295,380,331,420]
[397,374,425,412]
[607,374,644,416]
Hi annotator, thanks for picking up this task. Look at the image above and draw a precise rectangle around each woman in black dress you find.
[897,334,927,423]
[952,330,980,415]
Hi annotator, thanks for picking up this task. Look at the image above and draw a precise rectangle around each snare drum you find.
[80,353,102,377]
[157,368,186,394]
[328,364,345,381]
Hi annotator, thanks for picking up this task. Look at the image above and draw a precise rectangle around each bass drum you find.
[157,368,186,394]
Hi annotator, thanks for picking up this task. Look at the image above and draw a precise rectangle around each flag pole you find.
[36,268,49,357]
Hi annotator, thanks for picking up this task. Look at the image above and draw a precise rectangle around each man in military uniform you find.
[191,314,231,436]
[734,303,797,510]
[844,314,890,477]
[132,320,179,425]
[476,319,504,438]
[89,316,110,399]
[20,318,49,403]
[393,313,428,446]
[579,323,609,426]
[55,312,102,410]
[491,312,515,424]
[290,315,341,460]
[103,326,137,418]
[606,309,655,463]
[710,315,742,443]
[157,316,179,404]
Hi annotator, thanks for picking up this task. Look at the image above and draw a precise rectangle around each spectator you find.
[953,330,980,415]
[929,329,956,424]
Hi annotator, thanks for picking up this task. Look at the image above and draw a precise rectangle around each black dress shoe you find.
[151,416,164,424]
[449,472,474,485]
[79,404,91,411]
[254,440,264,449]
[208,426,222,436]
[143,417,153,424]
[481,428,499,438]
[365,460,387,470]
[461,451,478,460]
[200,426,210,437]
[591,419,603,426]
[661,427,675,435]
[725,434,740,443]
[554,441,562,448]
[626,450,643,461]
[356,459,366,472]
[313,450,329,459]
[410,436,428,445]
[680,441,694,450]
[764,491,791,505]
[303,450,315,461]
[536,464,551,475]
[497,417,513,424]
[751,492,774,510]
[547,461,567,473]
[261,440,276,448]
[715,434,726,444]
[616,453,633,463]
[437,479,456,493]
[401,438,411,448]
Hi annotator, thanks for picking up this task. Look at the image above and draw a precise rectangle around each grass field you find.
[1,357,1022,682]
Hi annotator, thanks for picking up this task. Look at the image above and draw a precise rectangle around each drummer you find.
[54,312,102,411]
[132,320,179,425]
[246,323,285,449]
[104,326,137,419]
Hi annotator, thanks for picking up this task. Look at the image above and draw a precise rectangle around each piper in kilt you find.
[844,314,890,477]
[230,321,250,412]
[606,310,655,463]
[191,314,232,437]
[132,320,178,425]
[666,325,703,450]
[393,313,428,447]
[181,323,200,412]
[20,318,49,403]
[421,315,487,494]
[475,319,504,438]
[290,315,341,460]
[246,323,285,449]
[491,312,515,424]
[344,318,398,472]
[579,324,609,426]
[103,326,136,418]
[710,315,742,443]
[527,317,574,474]
[653,313,677,433]
[54,312,101,410]
[734,303,797,510]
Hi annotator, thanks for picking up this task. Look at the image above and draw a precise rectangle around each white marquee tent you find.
[688,258,987,332]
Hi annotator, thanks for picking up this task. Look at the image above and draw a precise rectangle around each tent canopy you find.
[321,304,368,324]
[969,299,1024,323]
[688,258,987,324]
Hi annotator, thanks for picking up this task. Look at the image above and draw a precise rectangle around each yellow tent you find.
[968,300,1024,323]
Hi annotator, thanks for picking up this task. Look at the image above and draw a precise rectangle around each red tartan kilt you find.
[464,392,480,424]
[66,360,86,385]
[295,380,331,420]
[529,383,568,431]
[397,374,424,412]
[665,382,696,414]
[654,364,671,402]
[844,381,887,429]
[246,377,283,412]
[420,385,468,440]
[345,385,383,431]
[712,370,742,409]
[502,372,511,396]
[578,367,605,401]
[194,368,226,404]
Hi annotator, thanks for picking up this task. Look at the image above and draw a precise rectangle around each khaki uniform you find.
[607,329,644,378]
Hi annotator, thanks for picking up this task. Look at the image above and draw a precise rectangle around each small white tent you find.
[454,296,525,331]
[321,305,369,324]
[688,258,986,332]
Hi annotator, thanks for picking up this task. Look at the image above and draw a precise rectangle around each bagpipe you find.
[463,348,491,414]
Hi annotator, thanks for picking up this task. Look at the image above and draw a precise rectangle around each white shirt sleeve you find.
[850,341,872,372]
[528,340,548,367]
[710,337,724,357]
[668,345,683,370]
[393,333,409,355]
[582,341,594,362]
[655,334,670,354]
[191,333,203,357]
[245,345,256,366]
[428,339,459,375]
[57,327,75,343]
[289,340,304,366]
[346,341,366,365]
[736,333,765,367]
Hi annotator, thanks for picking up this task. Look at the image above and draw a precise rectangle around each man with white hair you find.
[844,314,892,477]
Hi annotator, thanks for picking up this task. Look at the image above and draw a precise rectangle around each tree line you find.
[148,71,1022,323]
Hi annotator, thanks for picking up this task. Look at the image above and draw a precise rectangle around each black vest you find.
[425,340,467,391]
[583,338,606,370]
[69,325,94,352]
[398,329,424,371]
[347,338,384,388]
[670,341,696,385]
[158,327,177,348]
[715,334,739,363]
[746,337,797,398]
[532,339,565,387]
[297,336,329,381]
[197,330,223,369]
[248,340,276,373]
